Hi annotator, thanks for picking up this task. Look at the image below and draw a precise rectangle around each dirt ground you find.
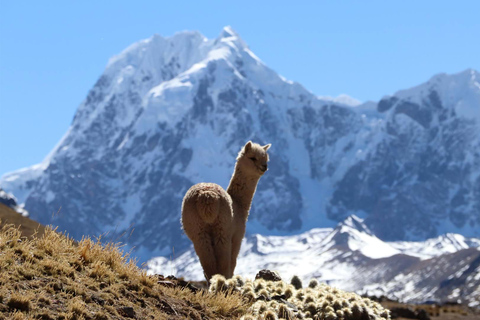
[380,300,480,320]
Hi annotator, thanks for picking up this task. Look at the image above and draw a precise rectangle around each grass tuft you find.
[7,294,31,312]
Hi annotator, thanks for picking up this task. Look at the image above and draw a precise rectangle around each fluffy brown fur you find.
[181,141,271,281]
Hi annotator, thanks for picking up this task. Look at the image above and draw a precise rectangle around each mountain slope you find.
[328,70,480,240]
[360,248,480,307]
[1,27,479,262]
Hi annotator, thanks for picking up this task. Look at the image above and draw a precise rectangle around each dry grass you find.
[0,222,250,319]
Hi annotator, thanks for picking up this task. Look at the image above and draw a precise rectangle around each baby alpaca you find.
[181,141,271,281]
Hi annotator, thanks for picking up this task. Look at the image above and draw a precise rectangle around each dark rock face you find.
[0,188,28,216]
[251,154,303,231]
[287,104,362,180]
[377,96,398,112]
[328,89,480,240]
[0,188,17,208]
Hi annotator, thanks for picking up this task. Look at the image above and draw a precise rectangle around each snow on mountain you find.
[318,94,362,107]
[323,215,401,259]
[147,215,480,306]
[0,27,479,265]
[392,69,480,122]
[391,233,480,260]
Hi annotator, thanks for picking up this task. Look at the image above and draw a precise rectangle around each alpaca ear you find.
[263,144,271,151]
[244,141,252,152]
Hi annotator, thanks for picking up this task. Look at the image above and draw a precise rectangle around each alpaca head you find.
[237,141,271,177]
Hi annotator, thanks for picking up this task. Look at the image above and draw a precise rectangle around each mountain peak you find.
[219,26,238,38]
[216,26,247,49]
[105,30,207,72]
[427,68,480,86]
[377,69,480,122]
[338,215,373,234]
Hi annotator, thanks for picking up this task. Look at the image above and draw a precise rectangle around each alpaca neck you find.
[226,165,260,221]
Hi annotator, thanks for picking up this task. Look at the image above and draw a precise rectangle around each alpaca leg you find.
[230,237,242,276]
[192,235,217,282]
[213,236,232,278]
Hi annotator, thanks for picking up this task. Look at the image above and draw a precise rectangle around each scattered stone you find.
[255,269,282,282]
[271,297,298,313]
[91,294,105,306]
[156,275,201,293]
[416,309,430,320]
[271,294,287,301]
[117,306,135,318]
[256,294,271,301]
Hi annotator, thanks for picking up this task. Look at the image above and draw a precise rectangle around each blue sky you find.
[1,1,479,175]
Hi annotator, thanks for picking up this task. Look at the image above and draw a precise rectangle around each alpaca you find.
[181,141,271,281]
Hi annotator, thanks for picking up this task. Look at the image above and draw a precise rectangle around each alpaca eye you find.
[249,157,257,161]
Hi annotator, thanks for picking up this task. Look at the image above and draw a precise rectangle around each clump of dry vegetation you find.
[209,274,391,320]
[0,222,249,319]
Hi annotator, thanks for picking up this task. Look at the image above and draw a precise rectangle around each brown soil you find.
[380,299,480,320]
[0,203,46,238]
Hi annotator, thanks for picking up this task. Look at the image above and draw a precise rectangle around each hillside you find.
[2,211,479,319]
[0,223,248,319]
[0,220,397,320]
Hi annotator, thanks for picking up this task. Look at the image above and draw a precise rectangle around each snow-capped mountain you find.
[1,27,479,263]
[146,215,480,307]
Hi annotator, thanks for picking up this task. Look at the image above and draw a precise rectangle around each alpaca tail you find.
[196,190,221,224]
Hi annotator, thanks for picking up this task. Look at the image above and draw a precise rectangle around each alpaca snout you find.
[261,164,268,172]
